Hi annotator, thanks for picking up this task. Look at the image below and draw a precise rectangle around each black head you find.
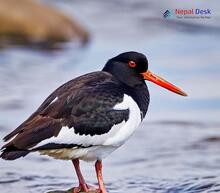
[102,51,187,96]
[102,51,148,88]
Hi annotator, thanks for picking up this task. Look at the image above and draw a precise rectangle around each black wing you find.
[66,80,129,136]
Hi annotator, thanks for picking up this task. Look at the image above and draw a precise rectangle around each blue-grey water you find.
[0,0,220,192]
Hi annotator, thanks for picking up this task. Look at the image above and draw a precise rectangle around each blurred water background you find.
[0,0,220,193]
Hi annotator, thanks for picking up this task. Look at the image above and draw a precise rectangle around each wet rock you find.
[0,0,89,49]
[47,188,98,193]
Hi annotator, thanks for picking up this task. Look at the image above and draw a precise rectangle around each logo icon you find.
[163,10,172,18]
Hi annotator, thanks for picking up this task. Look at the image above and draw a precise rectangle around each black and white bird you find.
[1,52,187,193]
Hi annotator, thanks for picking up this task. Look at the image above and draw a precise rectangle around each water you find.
[0,0,220,192]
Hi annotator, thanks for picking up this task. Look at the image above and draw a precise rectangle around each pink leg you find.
[95,160,107,193]
[72,159,89,193]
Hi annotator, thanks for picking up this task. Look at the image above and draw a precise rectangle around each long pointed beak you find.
[141,70,187,96]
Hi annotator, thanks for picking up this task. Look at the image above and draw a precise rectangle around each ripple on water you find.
[0,172,20,184]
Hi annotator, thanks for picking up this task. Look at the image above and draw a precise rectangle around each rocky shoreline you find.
[0,0,89,49]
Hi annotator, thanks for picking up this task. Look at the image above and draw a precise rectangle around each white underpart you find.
[103,94,142,146]
[36,94,142,161]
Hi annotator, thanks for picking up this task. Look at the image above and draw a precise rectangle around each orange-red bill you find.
[141,70,187,96]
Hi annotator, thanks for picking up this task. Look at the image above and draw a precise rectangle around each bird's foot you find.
[96,188,108,193]
[73,184,87,193]
[73,184,97,193]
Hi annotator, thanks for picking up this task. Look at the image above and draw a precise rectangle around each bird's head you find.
[103,51,187,96]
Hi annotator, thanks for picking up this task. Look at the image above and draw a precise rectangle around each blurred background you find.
[0,0,220,193]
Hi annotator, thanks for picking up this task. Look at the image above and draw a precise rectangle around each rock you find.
[47,188,99,193]
[0,0,89,48]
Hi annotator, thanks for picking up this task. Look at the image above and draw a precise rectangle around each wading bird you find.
[1,52,187,193]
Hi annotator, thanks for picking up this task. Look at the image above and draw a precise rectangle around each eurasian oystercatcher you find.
[1,52,187,193]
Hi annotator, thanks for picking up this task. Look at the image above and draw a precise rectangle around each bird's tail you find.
[0,145,29,160]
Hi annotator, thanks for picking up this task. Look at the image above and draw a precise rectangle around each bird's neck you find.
[122,84,150,119]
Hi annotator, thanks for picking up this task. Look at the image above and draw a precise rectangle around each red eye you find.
[128,61,136,68]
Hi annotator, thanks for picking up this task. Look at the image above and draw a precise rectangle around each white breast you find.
[103,94,142,146]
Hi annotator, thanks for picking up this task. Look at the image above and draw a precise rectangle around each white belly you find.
[40,145,117,161]
[37,94,142,161]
